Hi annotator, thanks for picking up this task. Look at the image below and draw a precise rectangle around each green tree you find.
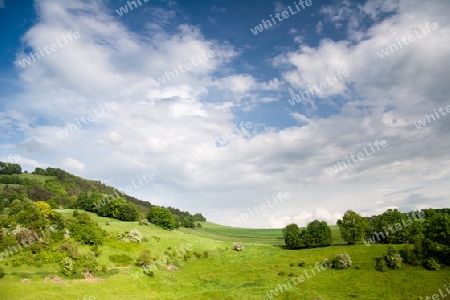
[422,211,450,265]
[66,212,106,245]
[282,223,301,249]
[118,202,139,221]
[306,219,332,247]
[337,210,368,245]
[146,207,175,230]
[367,209,409,244]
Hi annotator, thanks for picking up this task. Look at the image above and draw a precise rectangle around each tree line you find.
[283,208,450,269]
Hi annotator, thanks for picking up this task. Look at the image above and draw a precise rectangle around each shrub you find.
[76,251,98,272]
[59,240,79,259]
[136,250,152,267]
[399,243,422,266]
[290,263,295,267]
[233,242,244,251]
[183,251,192,261]
[354,264,361,270]
[61,257,75,276]
[118,229,142,243]
[424,258,440,270]
[126,230,142,243]
[109,254,133,266]
[332,253,352,269]
[0,267,4,279]
[384,245,402,269]
[146,207,175,230]
[322,258,332,269]
[298,261,307,267]
[203,251,209,258]
[375,257,388,272]
[278,270,286,275]
[288,272,295,276]
[91,244,101,257]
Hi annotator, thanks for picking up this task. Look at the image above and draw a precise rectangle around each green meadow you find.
[1,210,449,299]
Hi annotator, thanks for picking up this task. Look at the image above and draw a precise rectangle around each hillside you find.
[0,165,205,223]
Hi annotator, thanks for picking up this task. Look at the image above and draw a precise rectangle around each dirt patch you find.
[167,265,180,271]
[44,275,64,284]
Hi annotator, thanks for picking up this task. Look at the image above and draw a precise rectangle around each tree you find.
[36,201,55,219]
[337,210,368,245]
[422,211,450,265]
[66,212,106,245]
[118,203,139,221]
[306,220,332,247]
[368,209,409,244]
[146,207,175,230]
[282,223,301,249]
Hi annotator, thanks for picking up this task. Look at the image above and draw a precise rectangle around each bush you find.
[76,251,98,272]
[61,257,75,276]
[290,263,295,267]
[233,242,244,251]
[146,207,175,230]
[109,254,133,266]
[298,262,306,267]
[399,243,422,266]
[424,257,440,270]
[144,269,154,277]
[136,250,152,267]
[139,219,149,226]
[332,253,352,269]
[278,270,286,275]
[126,230,142,243]
[183,251,192,261]
[203,251,209,258]
[59,240,79,259]
[375,257,388,272]
[0,267,4,279]
[384,245,402,269]
[322,258,332,269]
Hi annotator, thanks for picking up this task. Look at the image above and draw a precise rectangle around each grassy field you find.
[178,222,344,246]
[0,173,55,190]
[1,210,449,299]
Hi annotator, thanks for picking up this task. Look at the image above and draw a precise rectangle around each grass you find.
[1,209,449,299]
[179,221,344,245]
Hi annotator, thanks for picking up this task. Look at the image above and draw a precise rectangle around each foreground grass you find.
[1,210,448,299]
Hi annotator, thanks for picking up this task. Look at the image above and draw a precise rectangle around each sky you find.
[0,0,449,228]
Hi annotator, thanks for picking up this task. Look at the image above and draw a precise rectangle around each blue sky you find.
[0,0,449,228]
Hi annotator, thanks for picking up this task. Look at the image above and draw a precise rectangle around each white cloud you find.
[3,0,450,229]
[61,157,85,171]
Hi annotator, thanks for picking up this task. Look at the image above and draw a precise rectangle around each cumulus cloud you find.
[2,0,449,228]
